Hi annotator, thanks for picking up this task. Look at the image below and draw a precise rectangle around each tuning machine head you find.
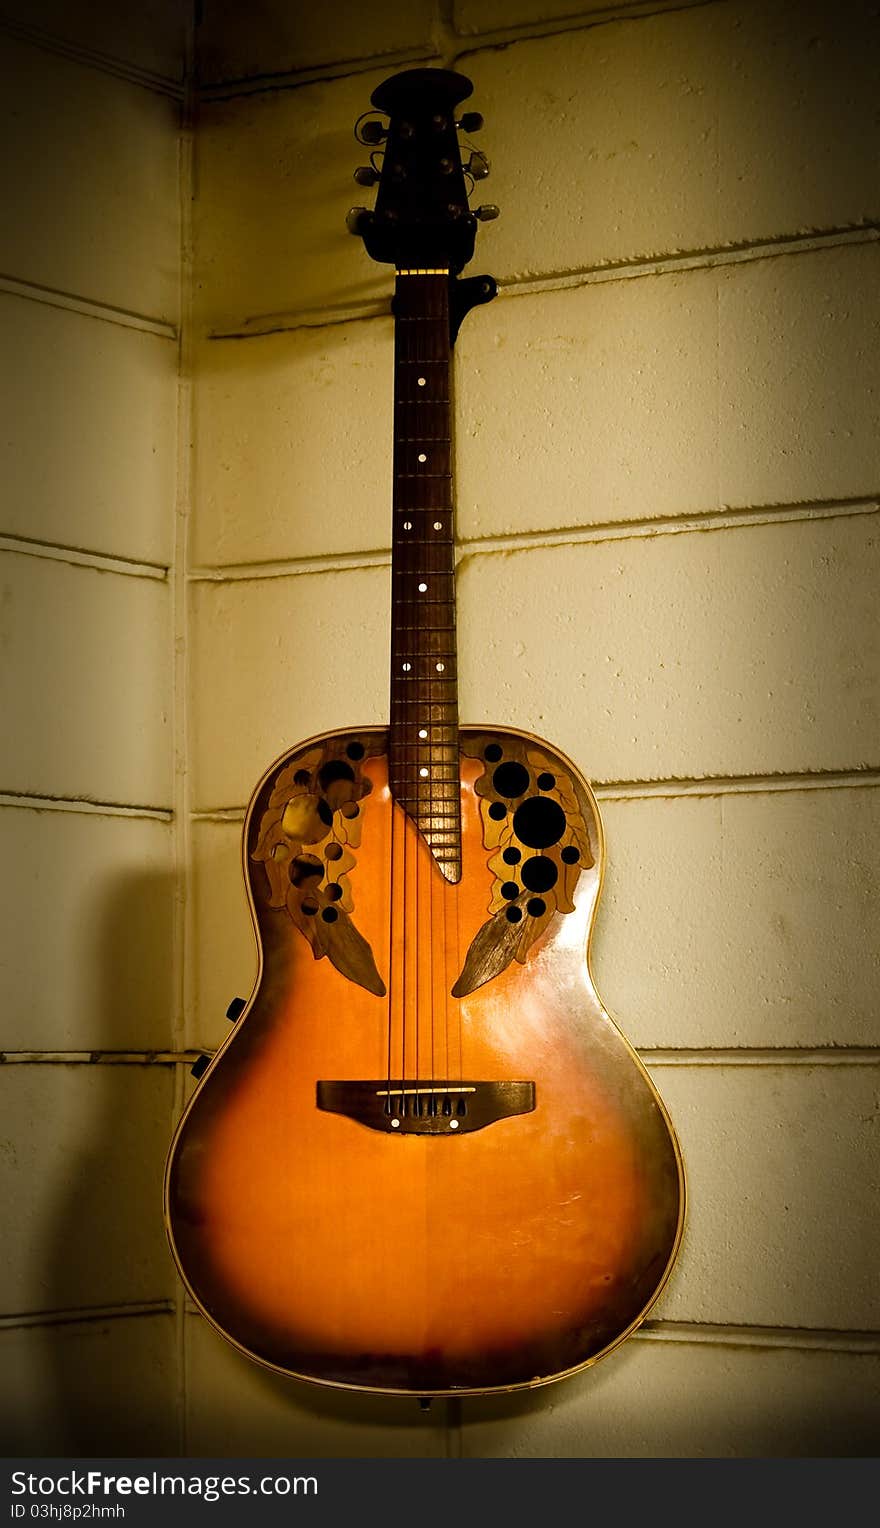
[466,150,490,181]
[353,165,380,186]
[474,203,500,222]
[359,117,388,145]
[457,111,484,133]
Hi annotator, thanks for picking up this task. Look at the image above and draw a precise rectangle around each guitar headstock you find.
[347,68,499,274]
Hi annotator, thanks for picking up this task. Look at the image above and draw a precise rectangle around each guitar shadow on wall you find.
[38,866,180,1456]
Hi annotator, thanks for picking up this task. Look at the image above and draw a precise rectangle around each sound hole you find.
[319,759,356,790]
[346,741,365,760]
[521,855,558,893]
[484,743,503,762]
[512,796,566,849]
[492,761,530,798]
[502,846,521,865]
[526,898,546,918]
[505,906,522,923]
[488,802,507,821]
[325,843,343,861]
[290,855,322,886]
[500,881,519,900]
[561,845,580,864]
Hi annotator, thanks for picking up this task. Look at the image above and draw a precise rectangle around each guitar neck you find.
[388,268,461,883]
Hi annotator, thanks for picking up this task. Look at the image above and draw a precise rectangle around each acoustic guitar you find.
[165,66,685,1397]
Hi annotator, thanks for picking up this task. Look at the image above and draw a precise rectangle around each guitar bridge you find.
[316,1079,535,1135]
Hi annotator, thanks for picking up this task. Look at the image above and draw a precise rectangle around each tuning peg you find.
[474,203,500,221]
[360,119,387,145]
[346,206,371,236]
[466,150,490,181]
[458,111,484,133]
[353,165,380,186]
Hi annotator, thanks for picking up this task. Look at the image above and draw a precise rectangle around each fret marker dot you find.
[417,377,426,387]
[402,662,411,672]
[418,728,428,738]
[418,453,427,462]
[403,520,412,530]
[418,582,428,592]
[435,662,445,672]
[433,521,442,530]
[419,767,429,778]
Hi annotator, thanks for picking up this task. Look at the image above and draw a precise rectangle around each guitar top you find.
[164,66,685,1397]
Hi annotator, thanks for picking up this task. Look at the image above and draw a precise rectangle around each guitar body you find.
[165,725,684,1395]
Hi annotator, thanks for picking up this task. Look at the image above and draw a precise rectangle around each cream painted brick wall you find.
[0,1065,176,1314]
[197,0,436,84]
[0,554,172,805]
[1,293,178,565]
[1,13,184,1454]
[0,0,186,81]
[459,1339,880,1457]
[0,35,180,319]
[651,1063,879,1329]
[1,807,175,1050]
[457,514,878,782]
[460,0,880,282]
[188,819,256,1050]
[0,1315,177,1455]
[593,786,880,1050]
[455,0,648,31]
[457,243,880,539]
[191,241,879,568]
[189,565,388,809]
[186,1315,448,1456]
[191,320,393,567]
[188,785,880,1053]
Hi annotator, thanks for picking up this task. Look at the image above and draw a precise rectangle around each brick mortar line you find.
[0,793,173,821]
[209,227,880,340]
[0,534,170,581]
[187,497,880,582]
[0,1301,176,1332]
[196,0,724,101]
[0,16,183,99]
[0,273,179,338]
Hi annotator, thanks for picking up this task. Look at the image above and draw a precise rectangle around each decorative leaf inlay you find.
[453,736,594,998]
[250,737,386,996]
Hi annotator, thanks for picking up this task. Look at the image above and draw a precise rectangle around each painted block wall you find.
[0,6,184,1455]
[185,0,880,1459]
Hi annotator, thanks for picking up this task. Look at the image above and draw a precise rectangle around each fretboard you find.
[388,269,461,883]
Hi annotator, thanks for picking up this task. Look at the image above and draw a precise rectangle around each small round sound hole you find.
[319,759,356,790]
[325,843,343,861]
[561,845,580,865]
[526,897,546,918]
[512,796,566,849]
[502,846,521,865]
[346,741,365,760]
[321,907,339,924]
[484,743,502,762]
[488,802,507,821]
[500,882,519,901]
[492,761,530,798]
[521,855,558,893]
[505,906,523,923]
